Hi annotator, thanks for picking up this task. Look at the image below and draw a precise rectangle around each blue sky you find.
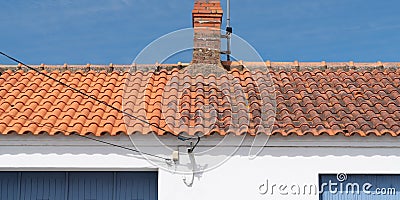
[0,0,399,64]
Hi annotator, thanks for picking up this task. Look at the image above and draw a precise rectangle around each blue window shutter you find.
[115,172,158,200]
[20,172,66,200]
[0,172,18,200]
[320,174,400,200]
[0,171,158,200]
[68,172,114,200]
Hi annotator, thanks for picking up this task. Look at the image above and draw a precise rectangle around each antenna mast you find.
[226,0,232,61]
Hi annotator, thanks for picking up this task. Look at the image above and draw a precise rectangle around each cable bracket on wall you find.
[178,133,201,153]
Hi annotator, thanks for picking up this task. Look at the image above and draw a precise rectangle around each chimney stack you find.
[192,0,223,65]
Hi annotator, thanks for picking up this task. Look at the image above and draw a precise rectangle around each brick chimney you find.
[192,0,223,65]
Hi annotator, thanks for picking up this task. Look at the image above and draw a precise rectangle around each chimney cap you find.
[193,0,223,15]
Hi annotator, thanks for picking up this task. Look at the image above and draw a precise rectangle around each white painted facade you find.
[1,134,399,200]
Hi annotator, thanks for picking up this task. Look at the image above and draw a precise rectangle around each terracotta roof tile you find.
[0,64,399,137]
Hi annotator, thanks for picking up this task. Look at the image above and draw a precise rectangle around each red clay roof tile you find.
[0,63,399,137]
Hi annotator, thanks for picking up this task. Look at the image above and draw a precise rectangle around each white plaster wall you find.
[1,134,400,200]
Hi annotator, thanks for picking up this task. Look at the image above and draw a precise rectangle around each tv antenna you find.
[221,0,232,61]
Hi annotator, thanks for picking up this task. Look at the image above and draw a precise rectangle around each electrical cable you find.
[75,134,171,161]
[0,51,172,135]
[0,52,201,157]
[0,52,177,161]
[18,116,171,162]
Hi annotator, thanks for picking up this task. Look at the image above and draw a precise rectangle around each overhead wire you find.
[0,51,172,135]
[0,51,174,161]
[18,116,172,162]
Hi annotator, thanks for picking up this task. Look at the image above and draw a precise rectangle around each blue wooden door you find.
[68,172,114,200]
[115,172,158,200]
[20,172,66,200]
[320,174,400,200]
[0,171,157,200]
[0,172,18,200]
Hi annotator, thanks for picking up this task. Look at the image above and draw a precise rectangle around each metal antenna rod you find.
[226,0,232,61]
[227,0,231,27]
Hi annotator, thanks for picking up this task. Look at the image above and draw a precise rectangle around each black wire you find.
[19,116,171,161]
[0,51,172,135]
[0,52,175,161]
[75,134,171,161]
